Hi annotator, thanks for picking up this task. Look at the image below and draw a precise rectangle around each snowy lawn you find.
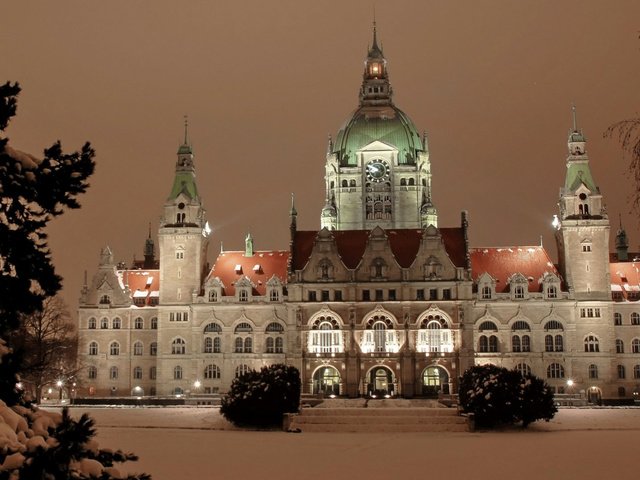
[49,407,640,480]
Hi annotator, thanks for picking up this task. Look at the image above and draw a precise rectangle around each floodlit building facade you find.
[77,27,638,403]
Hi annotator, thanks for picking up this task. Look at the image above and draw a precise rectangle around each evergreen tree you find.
[0,82,150,478]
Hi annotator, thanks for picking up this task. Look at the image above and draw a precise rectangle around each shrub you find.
[459,364,557,429]
[220,364,301,427]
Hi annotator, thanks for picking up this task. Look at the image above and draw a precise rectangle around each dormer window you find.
[481,286,492,300]
[99,295,111,305]
[238,290,248,302]
[508,273,529,300]
[514,285,525,299]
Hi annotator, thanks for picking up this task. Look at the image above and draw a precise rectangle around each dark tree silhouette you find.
[605,118,640,210]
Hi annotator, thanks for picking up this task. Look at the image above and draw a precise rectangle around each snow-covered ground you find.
[51,406,640,480]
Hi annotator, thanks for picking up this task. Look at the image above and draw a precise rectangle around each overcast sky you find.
[3,0,640,311]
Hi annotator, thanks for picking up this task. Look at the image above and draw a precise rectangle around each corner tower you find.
[158,122,210,304]
[555,107,610,299]
[321,24,436,231]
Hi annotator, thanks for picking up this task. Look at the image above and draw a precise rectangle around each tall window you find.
[634,365,640,379]
[632,313,640,325]
[171,338,186,355]
[173,365,183,380]
[632,339,640,354]
[309,316,343,354]
[150,342,157,356]
[150,317,158,329]
[88,342,98,356]
[547,363,565,379]
[481,286,492,300]
[134,317,144,329]
[616,339,624,354]
[109,342,120,356]
[235,364,250,378]
[515,363,531,377]
[109,366,118,380]
[88,366,97,379]
[614,313,622,325]
[204,337,214,353]
[88,318,97,329]
[133,341,143,356]
[204,364,220,379]
[618,365,626,379]
[112,318,121,329]
[235,337,244,353]
[133,366,143,380]
[100,318,109,329]
[588,364,598,379]
[511,321,531,353]
[584,335,600,353]
[150,366,157,380]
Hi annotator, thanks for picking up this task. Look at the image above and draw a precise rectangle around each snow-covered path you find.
[58,407,640,480]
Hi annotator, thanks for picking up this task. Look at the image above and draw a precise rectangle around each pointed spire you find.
[290,193,297,217]
[616,214,629,261]
[571,104,578,132]
[327,134,333,154]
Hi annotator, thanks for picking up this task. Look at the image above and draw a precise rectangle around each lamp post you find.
[56,380,63,402]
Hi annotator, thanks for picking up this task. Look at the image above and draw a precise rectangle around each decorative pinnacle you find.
[571,104,577,132]
[183,115,189,144]
[290,193,297,216]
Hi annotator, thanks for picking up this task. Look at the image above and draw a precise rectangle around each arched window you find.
[547,363,565,379]
[349,179,356,187]
[109,342,120,356]
[133,341,143,356]
[150,317,158,329]
[511,321,530,353]
[150,342,157,356]
[173,365,183,380]
[588,364,598,379]
[171,338,186,355]
[204,364,220,379]
[133,366,143,380]
[235,322,253,333]
[204,337,213,353]
[266,337,275,353]
[400,178,407,186]
[544,320,564,331]
[584,335,600,353]
[88,318,97,329]
[632,339,640,354]
[488,335,499,352]
[417,314,453,353]
[244,337,252,353]
[266,322,284,333]
[309,315,344,354]
[87,366,97,379]
[100,295,111,305]
[479,321,498,331]
[408,178,415,186]
[515,363,531,377]
[204,323,222,334]
[235,337,244,353]
[150,367,157,380]
[100,318,109,329]
[634,365,640,379]
[512,335,521,352]
[616,339,624,354]
[618,365,626,379]
[555,335,564,352]
[479,335,488,352]
[134,317,144,329]
[341,179,348,188]
[235,364,250,378]
[275,337,284,353]
[112,318,121,329]
[213,337,221,353]
[88,342,98,356]
[109,366,118,380]
[614,313,622,325]
[632,313,640,325]
[208,290,218,302]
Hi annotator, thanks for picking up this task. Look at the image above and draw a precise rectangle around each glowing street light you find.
[56,380,63,401]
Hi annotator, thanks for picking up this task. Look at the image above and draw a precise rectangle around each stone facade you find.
[77,29,639,403]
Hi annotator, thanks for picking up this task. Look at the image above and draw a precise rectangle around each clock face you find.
[366,160,390,182]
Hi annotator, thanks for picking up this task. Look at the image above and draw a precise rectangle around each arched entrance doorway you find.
[367,366,395,397]
[587,386,602,405]
[313,366,341,396]
[422,366,449,397]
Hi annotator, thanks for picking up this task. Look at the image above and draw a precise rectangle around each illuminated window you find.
[584,335,600,353]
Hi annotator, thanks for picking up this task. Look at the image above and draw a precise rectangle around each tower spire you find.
[571,104,578,132]
[183,115,189,145]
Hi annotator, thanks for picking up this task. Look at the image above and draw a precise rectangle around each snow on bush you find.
[220,364,301,427]
[459,364,557,429]
[0,400,150,479]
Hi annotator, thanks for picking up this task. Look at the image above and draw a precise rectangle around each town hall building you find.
[77,27,640,403]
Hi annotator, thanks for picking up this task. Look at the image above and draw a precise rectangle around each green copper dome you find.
[333,104,424,166]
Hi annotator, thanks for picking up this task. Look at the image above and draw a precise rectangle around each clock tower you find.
[321,24,437,231]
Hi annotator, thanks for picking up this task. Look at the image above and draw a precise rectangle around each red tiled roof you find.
[293,227,467,271]
[207,250,289,296]
[119,269,160,305]
[610,261,640,299]
[470,246,559,293]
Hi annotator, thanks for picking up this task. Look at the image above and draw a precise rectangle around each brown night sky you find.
[3,1,640,313]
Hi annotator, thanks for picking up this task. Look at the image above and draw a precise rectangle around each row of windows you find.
[207,289,282,302]
[480,285,558,300]
[478,320,564,332]
[87,317,158,330]
[478,334,606,353]
[88,336,285,356]
[614,312,640,325]
[615,339,640,354]
[89,363,253,381]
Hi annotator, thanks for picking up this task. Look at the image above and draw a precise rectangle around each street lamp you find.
[56,380,63,402]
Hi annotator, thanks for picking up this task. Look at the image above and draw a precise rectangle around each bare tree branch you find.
[605,118,640,211]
